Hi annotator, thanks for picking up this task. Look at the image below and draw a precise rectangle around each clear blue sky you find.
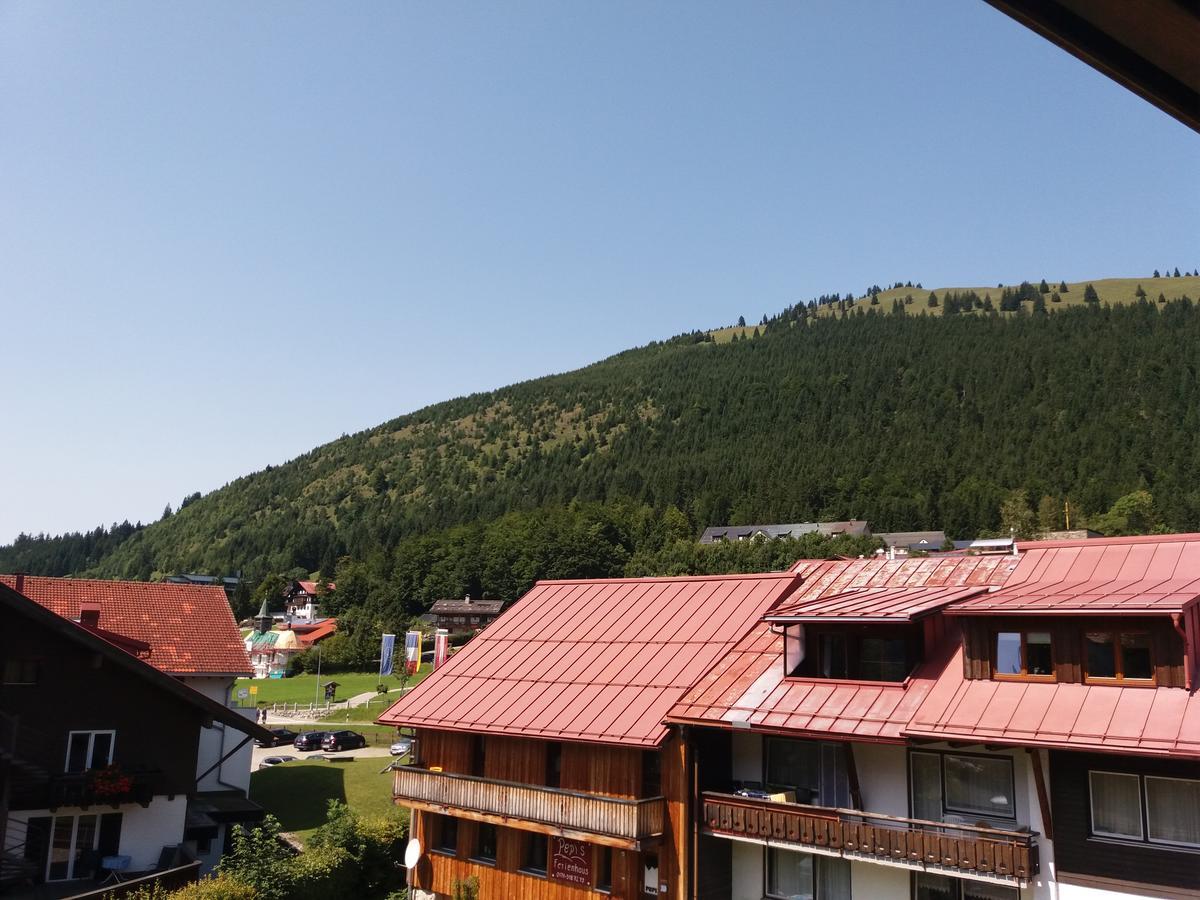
[1,1,1196,543]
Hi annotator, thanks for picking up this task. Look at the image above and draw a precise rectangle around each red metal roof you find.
[377,573,800,747]
[293,618,338,646]
[765,584,990,623]
[948,534,1200,616]
[0,575,252,676]
[667,557,1017,742]
[906,646,1200,758]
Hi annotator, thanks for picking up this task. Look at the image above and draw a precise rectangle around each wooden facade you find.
[1048,749,1200,891]
[401,728,689,899]
[702,792,1039,886]
[959,615,1187,687]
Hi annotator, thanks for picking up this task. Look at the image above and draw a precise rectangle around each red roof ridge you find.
[531,571,799,586]
[1017,532,1200,550]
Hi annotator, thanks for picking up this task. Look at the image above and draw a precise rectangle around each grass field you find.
[234,671,415,706]
[816,275,1200,318]
[249,757,406,844]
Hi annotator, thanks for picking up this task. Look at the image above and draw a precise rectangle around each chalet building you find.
[381,534,1200,900]
[0,575,265,873]
[0,581,271,892]
[380,573,803,900]
[428,597,505,634]
[283,580,335,621]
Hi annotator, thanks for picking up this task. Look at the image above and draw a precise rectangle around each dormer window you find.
[1085,631,1154,683]
[994,630,1054,681]
[788,626,916,683]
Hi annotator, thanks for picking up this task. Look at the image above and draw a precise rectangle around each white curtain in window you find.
[815,855,851,899]
[1089,771,1143,839]
[1146,776,1200,847]
[944,755,1013,818]
[766,847,813,900]
[962,880,1019,900]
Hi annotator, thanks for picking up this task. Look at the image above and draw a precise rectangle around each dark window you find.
[1085,632,1154,683]
[546,742,562,788]
[1089,770,1200,848]
[642,750,661,796]
[859,637,908,681]
[595,846,612,893]
[65,731,114,774]
[994,631,1054,680]
[522,832,548,875]
[3,658,39,685]
[471,823,497,864]
[766,849,851,898]
[470,735,486,776]
[913,872,1018,899]
[819,633,849,678]
[433,815,458,855]
[910,751,1015,821]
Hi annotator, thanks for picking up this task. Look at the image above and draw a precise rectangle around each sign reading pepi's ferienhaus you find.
[549,836,591,885]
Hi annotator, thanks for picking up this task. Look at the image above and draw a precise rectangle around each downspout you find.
[1171,613,1191,690]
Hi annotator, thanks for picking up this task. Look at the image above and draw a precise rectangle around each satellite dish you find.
[404,837,423,869]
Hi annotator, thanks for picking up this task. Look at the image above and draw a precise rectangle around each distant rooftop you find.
[699,520,869,543]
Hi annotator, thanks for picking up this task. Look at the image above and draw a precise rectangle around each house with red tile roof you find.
[380,535,1200,900]
[0,575,261,874]
[0,580,270,892]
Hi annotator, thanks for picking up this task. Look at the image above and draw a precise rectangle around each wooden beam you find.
[842,742,864,811]
[1026,747,1054,842]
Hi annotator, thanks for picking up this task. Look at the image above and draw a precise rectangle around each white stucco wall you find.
[848,859,909,899]
[731,839,764,900]
[180,676,254,794]
[7,795,188,875]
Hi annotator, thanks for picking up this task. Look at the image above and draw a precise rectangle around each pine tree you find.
[1174,267,1181,277]
[1153,270,1161,278]
[927,292,939,308]
[737,315,746,327]
[1059,281,1069,292]
[1033,294,1047,315]
[1135,284,1147,299]
[1083,284,1100,303]
[1050,291,1061,303]
[1039,279,1050,294]
[1159,292,1167,303]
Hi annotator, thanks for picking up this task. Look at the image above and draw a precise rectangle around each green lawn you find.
[250,757,406,844]
[234,671,414,706]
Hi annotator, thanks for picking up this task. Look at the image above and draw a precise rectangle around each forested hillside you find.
[4,295,1199,588]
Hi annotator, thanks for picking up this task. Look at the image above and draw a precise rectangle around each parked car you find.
[321,730,368,751]
[256,728,297,748]
[294,731,330,751]
[390,738,413,757]
[258,755,297,770]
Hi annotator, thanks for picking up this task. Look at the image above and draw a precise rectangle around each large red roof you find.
[950,533,1200,616]
[0,575,252,677]
[765,584,990,623]
[378,573,800,747]
[907,646,1200,758]
[667,556,1018,742]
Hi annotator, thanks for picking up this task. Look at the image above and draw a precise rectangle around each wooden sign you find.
[549,836,591,886]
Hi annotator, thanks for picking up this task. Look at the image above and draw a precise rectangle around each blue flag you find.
[379,633,396,677]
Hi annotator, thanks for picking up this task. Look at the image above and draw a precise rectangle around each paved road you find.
[252,742,394,770]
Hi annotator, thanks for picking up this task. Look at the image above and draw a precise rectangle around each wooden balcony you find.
[702,792,1038,885]
[393,765,665,850]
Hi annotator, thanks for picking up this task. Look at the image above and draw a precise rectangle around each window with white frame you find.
[1089,770,1200,849]
[909,751,1015,822]
[64,731,115,774]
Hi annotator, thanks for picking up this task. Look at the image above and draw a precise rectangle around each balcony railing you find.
[393,765,665,849]
[47,770,161,811]
[702,792,1038,884]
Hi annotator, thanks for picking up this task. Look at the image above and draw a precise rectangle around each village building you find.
[243,600,337,679]
[0,579,271,892]
[428,597,505,634]
[282,580,334,622]
[381,534,1200,900]
[700,521,870,544]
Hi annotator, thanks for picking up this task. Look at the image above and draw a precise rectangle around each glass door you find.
[45,814,99,882]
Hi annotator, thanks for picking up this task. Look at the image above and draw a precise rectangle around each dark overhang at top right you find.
[984,0,1200,134]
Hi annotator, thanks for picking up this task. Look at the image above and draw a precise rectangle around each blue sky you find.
[1,1,1196,543]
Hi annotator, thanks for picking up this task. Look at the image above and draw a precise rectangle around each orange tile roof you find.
[378,573,801,748]
[0,575,252,676]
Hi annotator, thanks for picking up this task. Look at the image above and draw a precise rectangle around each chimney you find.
[14,572,24,594]
[465,594,472,605]
[79,601,101,630]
